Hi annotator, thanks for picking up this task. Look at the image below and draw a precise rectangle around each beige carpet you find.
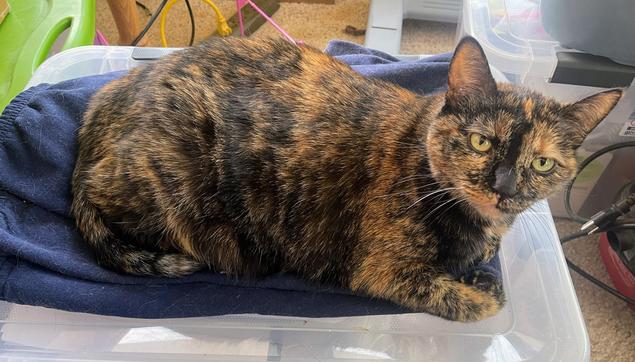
[96,0,371,48]
[96,2,634,361]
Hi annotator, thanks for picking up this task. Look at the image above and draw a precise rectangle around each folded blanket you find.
[0,41,498,318]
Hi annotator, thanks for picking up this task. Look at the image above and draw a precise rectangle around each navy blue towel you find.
[0,41,498,318]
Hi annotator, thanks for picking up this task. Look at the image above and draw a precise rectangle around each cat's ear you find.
[560,89,622,145]
[446,36,497,107]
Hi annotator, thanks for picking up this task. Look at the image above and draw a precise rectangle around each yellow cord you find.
[160,0,232,47]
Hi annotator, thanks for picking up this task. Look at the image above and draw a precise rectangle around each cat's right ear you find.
[446,37,497,108]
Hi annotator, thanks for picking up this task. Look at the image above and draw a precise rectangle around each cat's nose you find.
[493,166,517,197]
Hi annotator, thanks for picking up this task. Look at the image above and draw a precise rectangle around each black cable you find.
[130,0,169,46]
[566,257,635,305]
[184,0,196,46]
[135,1,152,17]
[560,229,590,244]
[559,141,635,305]
[561,224,635,305]
[564,141,635,223]
[560,218,635,304]
[561,224,635,245]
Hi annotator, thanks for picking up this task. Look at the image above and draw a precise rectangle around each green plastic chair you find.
[0,0,95,112]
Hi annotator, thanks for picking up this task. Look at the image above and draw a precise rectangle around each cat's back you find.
[80,37,382,141]
[78,37,416,175]
[85,37,352,110]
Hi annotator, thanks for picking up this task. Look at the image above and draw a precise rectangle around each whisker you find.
[437,195,469,218]
[370,190,419,200]
[372,185,431,198]
[371,180,441,201]
[392,177,438,187]
[405,187,459,211]
[434,196,469,222]
[419,197,462,224]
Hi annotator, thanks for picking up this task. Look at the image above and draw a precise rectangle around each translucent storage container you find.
[459,0,635,218]
[0,46,589,361]
[458,0,635,109]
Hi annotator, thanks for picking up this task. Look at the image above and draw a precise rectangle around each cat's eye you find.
[531,157,555,173]
[469,133,492,153]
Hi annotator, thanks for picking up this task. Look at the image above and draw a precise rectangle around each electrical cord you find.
[560,229,593,244]
[184,0,196,46]
[561,224,635,245]
[136,0,152,17]
[130,0,169,46]
[567,257,635,305]
[581,193,635,234]
[562,221,635,305]
[160,0,231,48]
[564,141,635,223]
[559,141,635,305]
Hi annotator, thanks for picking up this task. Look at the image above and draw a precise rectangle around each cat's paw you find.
[432,277,505,322]
[460,269,505,307]
[420,273,506,322]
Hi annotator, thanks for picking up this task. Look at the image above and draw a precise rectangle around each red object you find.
[599,233,635,310]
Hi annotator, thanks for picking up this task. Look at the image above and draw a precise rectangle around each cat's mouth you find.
[459,189,505,219]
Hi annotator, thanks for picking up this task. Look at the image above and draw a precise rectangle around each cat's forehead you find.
[518,121,568,163]
[498,86,562,120]
[466,88,561,133]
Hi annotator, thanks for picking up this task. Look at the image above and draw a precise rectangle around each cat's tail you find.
[71,185,203,278]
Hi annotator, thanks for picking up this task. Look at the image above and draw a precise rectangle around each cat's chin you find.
[470,202,505,220]
[469,197,514,220]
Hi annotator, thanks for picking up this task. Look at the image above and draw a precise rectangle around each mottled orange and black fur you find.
[72,36,621,321]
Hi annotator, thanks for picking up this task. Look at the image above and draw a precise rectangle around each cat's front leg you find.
[350,258,505,322]
[480,238,500,264]
[480,222,509,263]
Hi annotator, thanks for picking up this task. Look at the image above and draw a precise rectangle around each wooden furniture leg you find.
[106,0,147,45]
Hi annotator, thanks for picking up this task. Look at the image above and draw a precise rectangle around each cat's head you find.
[427,37,622,219]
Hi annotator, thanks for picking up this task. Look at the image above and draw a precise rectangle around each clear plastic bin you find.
[1,46,589,361]
[459,0,603,99]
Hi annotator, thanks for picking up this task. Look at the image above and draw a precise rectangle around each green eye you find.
[532,157,555,173]
[469,133,492,152]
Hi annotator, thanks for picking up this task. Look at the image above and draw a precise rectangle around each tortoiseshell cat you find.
[72,36,621,321]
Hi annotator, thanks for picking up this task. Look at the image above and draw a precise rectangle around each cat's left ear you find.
[560,89,623,145]
[446,36,497,108]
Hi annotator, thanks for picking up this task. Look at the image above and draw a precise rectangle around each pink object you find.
[93,29,109,46]
[235,0,297,44]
